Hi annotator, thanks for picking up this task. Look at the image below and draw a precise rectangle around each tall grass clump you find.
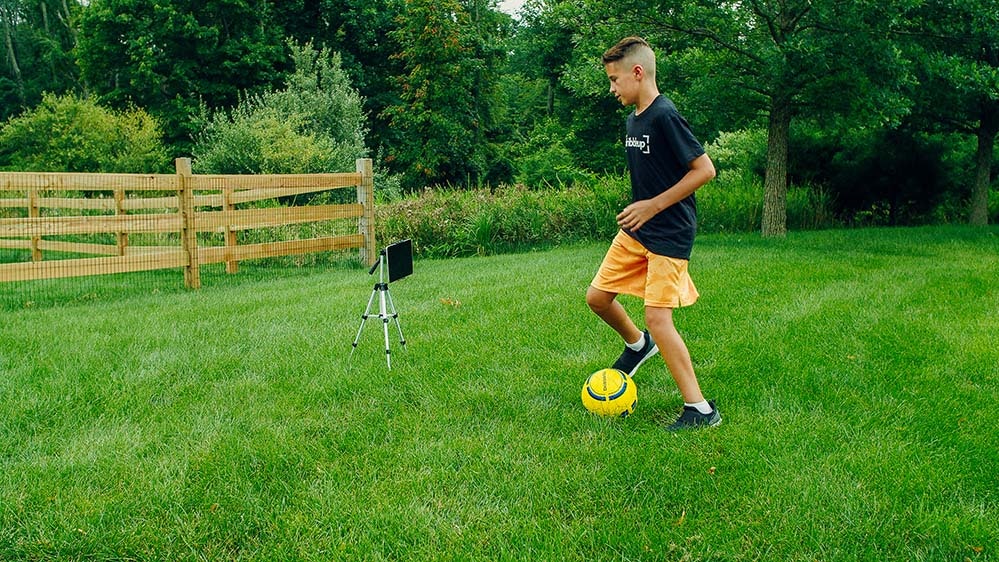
[376,178,629,258]
[378,170,841,258]
[696,172,762,233]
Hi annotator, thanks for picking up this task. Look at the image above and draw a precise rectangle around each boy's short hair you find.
[602,36,656,78]
[602,36,652,65]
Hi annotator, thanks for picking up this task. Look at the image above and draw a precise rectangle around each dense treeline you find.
[1,0,996,232]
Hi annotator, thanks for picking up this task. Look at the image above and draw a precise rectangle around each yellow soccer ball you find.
[581,368,637,418]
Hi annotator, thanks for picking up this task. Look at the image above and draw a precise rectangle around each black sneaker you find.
[611,330,659,376]
[666,401,721,431]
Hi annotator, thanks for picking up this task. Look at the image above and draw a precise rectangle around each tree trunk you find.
[40,1,49,33]
[969,103,997,226]
[58,0,77,44]
[762,97,791,237]
[2,5,24,105]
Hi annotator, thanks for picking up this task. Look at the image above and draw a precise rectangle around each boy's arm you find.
[616,153,716,232]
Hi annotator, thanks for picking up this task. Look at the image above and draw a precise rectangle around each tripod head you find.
[369,239,413,282]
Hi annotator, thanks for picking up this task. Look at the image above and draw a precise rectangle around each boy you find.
[586,36,720,431]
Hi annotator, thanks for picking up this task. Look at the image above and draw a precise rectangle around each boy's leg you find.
[645,305,704,404]
[588,285,659,375]
[588,233,659,375]
[586,286,642,344]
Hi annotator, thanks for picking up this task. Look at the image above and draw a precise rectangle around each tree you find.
[76,0,287,152]
[901,0,998,226]
[503,0,624,177]
[510,0,575,119]
[1,0,27,109]
[382,0,509,189]
[1,0,82,121]
[572,0,911,235]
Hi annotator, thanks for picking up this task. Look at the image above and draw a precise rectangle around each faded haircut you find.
[601,36,656,78]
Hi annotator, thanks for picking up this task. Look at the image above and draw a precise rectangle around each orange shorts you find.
[591,230,699,308]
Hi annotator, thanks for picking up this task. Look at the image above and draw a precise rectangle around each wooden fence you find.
[0,158,376,289]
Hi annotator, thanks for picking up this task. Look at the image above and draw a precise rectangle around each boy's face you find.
[604,60,641,107]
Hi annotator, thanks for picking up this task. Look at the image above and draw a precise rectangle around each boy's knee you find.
[645,308,677,333]
[586,286,612,313]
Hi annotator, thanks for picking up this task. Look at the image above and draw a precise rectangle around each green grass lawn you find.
[1,226,997,561]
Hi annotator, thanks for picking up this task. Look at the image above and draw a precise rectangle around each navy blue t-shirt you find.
[623,95,705,259]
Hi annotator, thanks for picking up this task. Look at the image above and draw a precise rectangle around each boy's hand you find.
[617,154,716,232]
[617,199,660,231]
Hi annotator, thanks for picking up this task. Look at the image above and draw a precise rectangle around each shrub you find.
[0,93,169,173]
[705,128,767,179]
[192,41,366,178]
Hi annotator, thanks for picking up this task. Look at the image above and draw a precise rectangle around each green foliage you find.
[706,123,978,228]
[695,173,838,234]
[377,168,846,257]
[192,42,366,176]
[0,0,83,122]
[0,92,169,172]
[804,127,967,226]
[570,0,914,234]
[702,128,837,232]
[194,109,340,175]
[899,0,998,225]
[2,0,993,228]
[275,0,407,163]
[511,118,594,188]
[705,128,767,179]
[696,173,764,234]
[501,0,625,175]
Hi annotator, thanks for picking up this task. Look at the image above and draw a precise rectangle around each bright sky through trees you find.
[498,0,523,15]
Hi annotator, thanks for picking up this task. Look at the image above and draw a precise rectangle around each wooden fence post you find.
[356,158,376,266]
[114,188,128,255]
[176,158,201,289]
[28,189,41,262]
[222,184,238,274]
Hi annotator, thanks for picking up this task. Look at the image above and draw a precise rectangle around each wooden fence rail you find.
[0,158,376,288]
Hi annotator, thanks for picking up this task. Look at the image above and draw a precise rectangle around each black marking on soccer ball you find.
[585,376,629,402]
[619,399,637,417]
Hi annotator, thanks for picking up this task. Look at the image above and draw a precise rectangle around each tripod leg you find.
[351,286,379,359]
[384,288,407,351]
[379,286,392,369]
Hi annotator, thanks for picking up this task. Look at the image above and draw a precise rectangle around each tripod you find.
[351,246,408,369]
